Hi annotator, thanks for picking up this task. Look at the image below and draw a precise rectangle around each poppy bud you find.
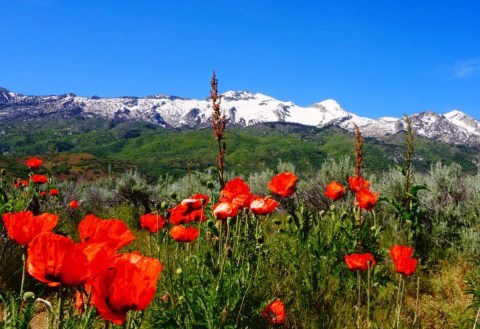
[175,268,183,275]
[287,215,293,224]
[161,201,168,210]
[170,192,177,200]
[206,180,214,189]
[23,291,35,301]
[330,204,336,211]
[0,169,5,176]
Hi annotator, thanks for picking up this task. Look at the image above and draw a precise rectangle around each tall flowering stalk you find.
[210,71,227,189]
[403,115,414,212]
[353,124,364,249]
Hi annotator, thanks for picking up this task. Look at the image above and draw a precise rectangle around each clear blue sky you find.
[2,0,480,119]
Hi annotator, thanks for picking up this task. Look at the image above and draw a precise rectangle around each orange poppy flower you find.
[249,196,279,215]
[355,188,379,211]
[324,181,346,201]
[189,193,210,206]
[344,253,376,271]
[2,211,59,246]
[213,202,239,220]
[262,299,286,325]
[139,213,166,233]
[268,172,298,198]
[69,200,79,209]
[78,214,136,251]
[170,225,199,242]
[27,233,90,287]
[91,252,162,325]
[169,201,206,225]
[49,189,59,196]
[390,245,418,276]
[220,178,254,209]
[25,157,43,169]
[348,176,371,193]
[14,179,29,188]
[30,174,48,184]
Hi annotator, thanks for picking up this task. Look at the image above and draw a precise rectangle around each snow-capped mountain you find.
[1,88,479,145]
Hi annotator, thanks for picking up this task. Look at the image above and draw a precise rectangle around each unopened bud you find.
[161,201,168,210]
[23,291,35,301]
[206,181,214,189]
[0,169,5,176]
[170,192,177,200]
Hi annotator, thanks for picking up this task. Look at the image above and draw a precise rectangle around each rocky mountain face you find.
[1,88,479,145]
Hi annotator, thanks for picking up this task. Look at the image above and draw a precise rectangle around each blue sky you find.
[2,0,480,119]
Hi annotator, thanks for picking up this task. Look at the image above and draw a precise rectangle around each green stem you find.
[19,249,26,312]
[57,286,65,329]
[356,270,362,329]
[413,275,420,326]
[367,263,371,328]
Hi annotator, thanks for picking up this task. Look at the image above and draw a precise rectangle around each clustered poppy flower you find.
[390,245,418,276]
[169,194,207,225]
[30,174,48,184]
[220,177,254,208]
[324,181,345,201]
[213,202,239,220]
[268,172,298,198]
[2,211,59,246]
[348,176,371,193]
[14,179,29,188]
[25,157,43,169]
[140,213,166,233]
[262,299,286,325]
[344,252,376,271]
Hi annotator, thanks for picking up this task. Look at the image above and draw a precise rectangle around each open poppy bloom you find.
[344,253,376,271]
[220,177,254,209]
[324,181,345,201]
[355,188,379,211]
[169,203,206,225]
[25,157,43,169]
[91,252,162,325]
[213,202,239,220]
[2,211,59,246]
[27,233,91,287]
[79,214,135,251]
[140,213,166,233]
[30,174,48,184]
[249,196,279,215]
[348,176,371,193]
[262,299,286,325]
[170,225,199,242]
[390,245,418,276]
[189,193,210,206]
[268,172,298,198]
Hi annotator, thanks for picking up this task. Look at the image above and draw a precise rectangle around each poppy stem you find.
[367,262,371,328]
[356,270,362,328]
[394,274,403,328]
[413,274,420,326]
[56,285,65,329]
[19,249,26,311]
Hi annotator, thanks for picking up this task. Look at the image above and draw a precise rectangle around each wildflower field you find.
[2,76,480,329]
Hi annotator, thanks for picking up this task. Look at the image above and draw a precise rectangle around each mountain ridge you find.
[1,88,479,145]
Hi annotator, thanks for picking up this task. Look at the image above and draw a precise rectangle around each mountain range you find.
[1,87,480,145]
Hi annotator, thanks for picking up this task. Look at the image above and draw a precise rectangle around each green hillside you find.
[0,118,478,180]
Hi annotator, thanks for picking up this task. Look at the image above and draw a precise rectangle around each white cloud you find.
[451,59,480,79]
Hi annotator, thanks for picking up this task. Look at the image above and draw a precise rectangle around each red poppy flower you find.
[14,179,29,188]
[220,178,254,209]
[91,252,162,325]
[78,214,136,251]
[348,176,371,193]
[40,191,47,198]
[169,202,206,225]
[344,253,376,271]
[249,196,279,215]
[27,233,90,287]
[268,172,298,198]
[30,174,48,184]
[2,211,59,246]
[213,202,239,220]
[262,299,286,325]
[140,213,166,233]
[355,188,379,211]
[390,245,418,276]
[190,193,210,206]
[170,225,199,242]
[324,181,346,201]
[25,157,43,169]
[69,200,79,209]
[49,189,59,196]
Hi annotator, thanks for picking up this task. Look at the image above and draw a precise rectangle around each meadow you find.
[1,79,480,329]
